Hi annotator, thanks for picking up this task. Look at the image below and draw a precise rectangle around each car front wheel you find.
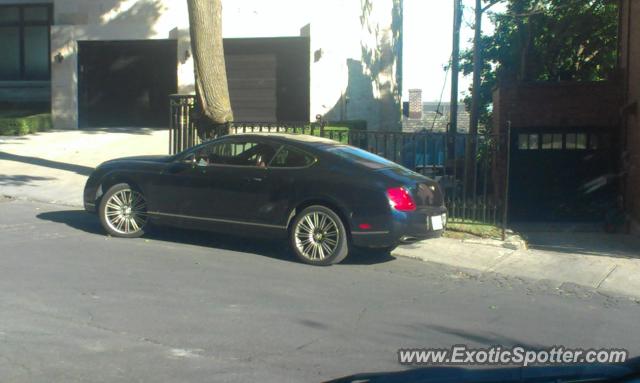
[99,183,148,238]
[290,205,349,265]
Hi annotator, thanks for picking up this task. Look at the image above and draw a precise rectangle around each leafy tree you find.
[460,0,619,131]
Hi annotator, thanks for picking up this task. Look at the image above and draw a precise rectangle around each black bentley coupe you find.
[84,133,447,265]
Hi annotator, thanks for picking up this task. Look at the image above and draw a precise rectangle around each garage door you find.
[509,129,616,222]
[223,37,310,122]
[78,40,177,128]
[226,54,277,121]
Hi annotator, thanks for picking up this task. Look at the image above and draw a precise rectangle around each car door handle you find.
[250,177,264,182]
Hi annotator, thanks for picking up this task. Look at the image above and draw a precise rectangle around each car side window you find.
[192,140,278,167]
[269,145,315,168]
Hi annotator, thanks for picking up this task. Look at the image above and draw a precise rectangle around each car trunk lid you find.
[375,167,444,207]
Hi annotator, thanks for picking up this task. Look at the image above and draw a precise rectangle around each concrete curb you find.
[393,237,640,300]
[457,234,528,251]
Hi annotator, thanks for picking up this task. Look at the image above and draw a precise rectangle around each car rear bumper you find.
[351,206,447,248]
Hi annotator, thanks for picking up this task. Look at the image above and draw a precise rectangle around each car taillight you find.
[386,187,416,212]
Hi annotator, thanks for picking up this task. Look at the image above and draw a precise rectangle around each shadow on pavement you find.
[419,324,543,349]
[36,209,395,265]
[0,174,56,186]
[0,151,94,176]
[37,209,105,235]
[511,222,640,259]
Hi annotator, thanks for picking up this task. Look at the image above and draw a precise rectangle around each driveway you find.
[0,129,168,206]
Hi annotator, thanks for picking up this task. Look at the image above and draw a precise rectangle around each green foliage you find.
[0,113,52,136]
[325,120,367,131]
[295,125,352,144]
[460,0,619,129]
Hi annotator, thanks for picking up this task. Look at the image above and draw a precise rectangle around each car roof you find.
[229,132,341,147]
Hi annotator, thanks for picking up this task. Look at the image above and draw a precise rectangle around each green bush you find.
[326,120,367,131]
[0,113,52,136]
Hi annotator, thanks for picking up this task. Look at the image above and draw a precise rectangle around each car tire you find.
[290,205,349,265]
[99,183,148,238]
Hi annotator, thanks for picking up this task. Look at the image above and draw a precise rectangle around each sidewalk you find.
[394,233,640,299]
[0,129,168,206]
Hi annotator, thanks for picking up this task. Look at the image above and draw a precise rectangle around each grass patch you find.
[0,113,52,136]
[445,221,503,240]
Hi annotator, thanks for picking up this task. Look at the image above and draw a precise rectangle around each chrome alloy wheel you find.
[294,211,340,260]
[104,188,147,235]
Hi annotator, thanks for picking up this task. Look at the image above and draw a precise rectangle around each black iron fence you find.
[169,95,508,228]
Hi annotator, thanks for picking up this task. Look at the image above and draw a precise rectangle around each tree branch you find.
[481,0,503,13]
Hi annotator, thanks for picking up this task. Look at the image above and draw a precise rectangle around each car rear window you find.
[269,145,315,168]
[326,145,399,169]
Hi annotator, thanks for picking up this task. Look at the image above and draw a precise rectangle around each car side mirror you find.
[181,155,196,165]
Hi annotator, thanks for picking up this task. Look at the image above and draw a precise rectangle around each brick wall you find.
[491,81,622,200]
[620,0,640,230]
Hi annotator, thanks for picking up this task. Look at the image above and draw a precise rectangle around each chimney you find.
[408,89,423,120]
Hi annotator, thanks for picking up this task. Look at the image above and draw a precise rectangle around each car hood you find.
[103,155,171,163]
[98,155,173,168]
[327,358,640,383]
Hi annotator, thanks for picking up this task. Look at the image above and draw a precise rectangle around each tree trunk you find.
[187,0,233,129]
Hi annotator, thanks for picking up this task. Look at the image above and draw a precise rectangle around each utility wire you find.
[430,55,452,131]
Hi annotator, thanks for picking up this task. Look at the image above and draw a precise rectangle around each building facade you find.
[492,82,621,221]
[0,0,403,131]
[490,1,639,226]
[402,101,470,133]
[619,0,640,230]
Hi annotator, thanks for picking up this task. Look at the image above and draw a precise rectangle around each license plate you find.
[430,215,443,231]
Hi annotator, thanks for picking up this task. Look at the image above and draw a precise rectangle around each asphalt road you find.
[1,198,639,382]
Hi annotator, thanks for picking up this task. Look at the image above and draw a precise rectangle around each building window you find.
[0,4,52,81]
[565,133,587,150]
[589,134,599,150]
[518,134,539,150]
[541,133,563,150]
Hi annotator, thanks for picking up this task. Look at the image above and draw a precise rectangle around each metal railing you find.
[169,94,198,155]
[169,94,507,227]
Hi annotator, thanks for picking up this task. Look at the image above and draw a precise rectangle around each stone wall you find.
[306,0,402,130]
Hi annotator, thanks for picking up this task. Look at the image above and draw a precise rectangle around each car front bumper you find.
[83,177,101,214]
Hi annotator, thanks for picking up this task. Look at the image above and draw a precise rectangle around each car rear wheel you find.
[99,183,148,238]
[290,205,349,265]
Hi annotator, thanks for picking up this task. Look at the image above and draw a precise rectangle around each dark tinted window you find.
[0,5,52,80]
[192,140,277,167]
[326,145,398,169]
[270,146,315,168]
